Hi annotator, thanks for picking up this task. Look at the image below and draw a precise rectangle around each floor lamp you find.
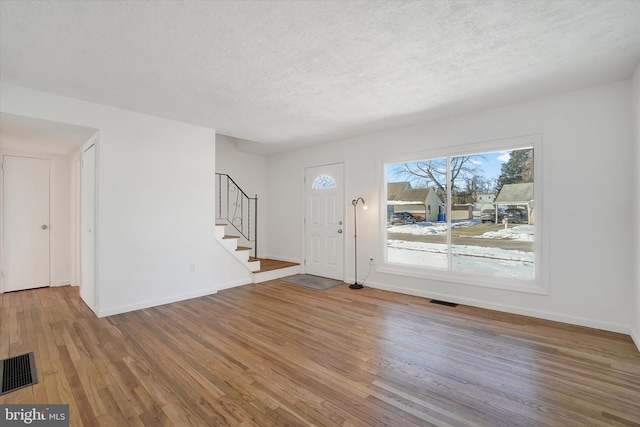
[350,197,368,289]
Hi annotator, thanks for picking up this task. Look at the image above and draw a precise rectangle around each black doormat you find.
[281,274,344,290]
[0,352,38,395]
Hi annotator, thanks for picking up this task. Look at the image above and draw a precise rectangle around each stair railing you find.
[215,173,258,258]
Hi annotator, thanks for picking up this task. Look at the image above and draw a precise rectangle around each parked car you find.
[480,209,504,223]
[391,212,416,224]
[504,208,528,224]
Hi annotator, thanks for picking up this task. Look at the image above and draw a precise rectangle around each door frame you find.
[0,125,98,300]
[302,162,346,281]
[79,136,99,313]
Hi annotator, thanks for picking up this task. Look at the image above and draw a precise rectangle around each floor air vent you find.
[0,352,38,395]
[430,299,458,307]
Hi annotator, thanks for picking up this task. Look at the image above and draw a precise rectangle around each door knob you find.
[338,229,343,233]
[41,225,48,230]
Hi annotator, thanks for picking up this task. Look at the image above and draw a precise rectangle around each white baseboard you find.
[54,280,71,287]
[98,287,220,318]
[216,278,252,291]
[253,265,302,283]
[365,280,632,335]
[632,328,640,353]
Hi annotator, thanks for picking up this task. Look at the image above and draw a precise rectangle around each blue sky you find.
[387,150,511,186]
[469,151,510,180]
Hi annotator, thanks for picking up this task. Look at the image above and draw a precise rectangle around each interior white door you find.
[3,155,50,292]
[305,163,344,280]
[80,144,96,310]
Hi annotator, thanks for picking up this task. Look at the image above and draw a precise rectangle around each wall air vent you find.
[430,299,458,308]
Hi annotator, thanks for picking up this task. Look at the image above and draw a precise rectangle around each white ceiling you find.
[0,113,97,155]
[1,0,640,154]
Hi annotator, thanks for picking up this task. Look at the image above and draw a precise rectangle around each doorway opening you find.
[0,113,98,311]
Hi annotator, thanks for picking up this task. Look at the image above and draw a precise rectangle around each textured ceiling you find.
[1,0,640,153]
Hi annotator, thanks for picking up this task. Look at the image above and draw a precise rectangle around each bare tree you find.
[394,156,484,203]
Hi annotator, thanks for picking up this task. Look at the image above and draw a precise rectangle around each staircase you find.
[215,222,261,271]
[215,173,258,258]
[215,173,301,283]
[215,222,301,283]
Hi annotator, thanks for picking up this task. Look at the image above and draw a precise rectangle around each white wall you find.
[0,146,73,287]
[632,63,640,350]
[267,80,635,335]
[215,134,268,257]
[1,82,251,316]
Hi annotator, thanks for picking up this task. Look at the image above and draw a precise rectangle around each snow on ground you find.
[387,241,534,277]
[386,222,535,277]
[387,240,533,263]
[387,222,534,242]
[480,225,534,242]
[387,220,477,235]
[387,222,447,235]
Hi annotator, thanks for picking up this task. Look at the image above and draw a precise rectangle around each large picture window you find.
[382,135,542,292]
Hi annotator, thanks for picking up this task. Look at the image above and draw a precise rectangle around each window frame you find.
[378,134,547,295]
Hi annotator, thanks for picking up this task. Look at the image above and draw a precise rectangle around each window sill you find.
[377,262,549,295]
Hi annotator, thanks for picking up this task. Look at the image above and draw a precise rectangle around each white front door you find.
[305,163,344,280]
[3,155,51,292]
[80,144,96,311]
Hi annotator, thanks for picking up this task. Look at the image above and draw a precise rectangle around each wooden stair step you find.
[251,258,300,273]
[236,246,252,252]
[223,235,240,239]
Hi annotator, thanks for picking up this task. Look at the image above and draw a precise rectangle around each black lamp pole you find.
[350,197,367,289]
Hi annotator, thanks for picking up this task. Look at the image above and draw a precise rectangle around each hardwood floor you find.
[1,283,639,427]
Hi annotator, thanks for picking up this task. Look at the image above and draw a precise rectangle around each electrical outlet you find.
[190,263,196,273]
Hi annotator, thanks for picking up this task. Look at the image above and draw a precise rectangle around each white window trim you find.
[378,133,548,295]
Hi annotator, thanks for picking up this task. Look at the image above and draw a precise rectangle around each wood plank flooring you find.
[1,283,639,426]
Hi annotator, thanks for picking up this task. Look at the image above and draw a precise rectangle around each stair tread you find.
[250,258,300,274]
[223,235,240,239]
[236,246,252,251]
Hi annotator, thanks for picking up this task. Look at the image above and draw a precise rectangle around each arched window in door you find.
[312,175,336,189]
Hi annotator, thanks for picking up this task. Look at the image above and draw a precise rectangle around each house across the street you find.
[495,182,534,224]
[387,182,444,222]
